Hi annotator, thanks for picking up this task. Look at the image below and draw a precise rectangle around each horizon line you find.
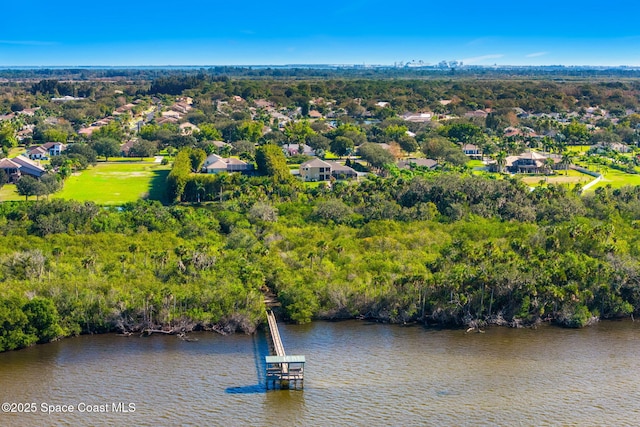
[1,63,640,69]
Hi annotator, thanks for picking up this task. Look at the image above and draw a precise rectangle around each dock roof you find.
[265,355,306,364]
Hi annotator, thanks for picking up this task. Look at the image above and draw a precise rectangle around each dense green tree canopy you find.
[255,144,291,182]
[92,138,120,161]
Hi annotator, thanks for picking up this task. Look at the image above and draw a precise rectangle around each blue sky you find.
[1,1,638,66]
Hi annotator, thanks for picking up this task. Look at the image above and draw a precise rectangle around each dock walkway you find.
[265,309,305,390]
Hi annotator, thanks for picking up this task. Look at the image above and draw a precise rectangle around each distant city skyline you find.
[1,0,638,67]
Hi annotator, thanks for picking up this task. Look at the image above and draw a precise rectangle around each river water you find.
[1,320,640,426]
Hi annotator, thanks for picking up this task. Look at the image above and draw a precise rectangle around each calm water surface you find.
[1,320,640,426]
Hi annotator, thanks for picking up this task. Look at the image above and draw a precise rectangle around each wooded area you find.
[1,172,640,351]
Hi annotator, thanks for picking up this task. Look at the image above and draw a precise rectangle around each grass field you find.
[466,159,485,169]
[51,161,170,205]
[591,167,640,190]
[0,184,22,202]
[0,161,171,204]
[566,145,592,156]
[521,169,595,187]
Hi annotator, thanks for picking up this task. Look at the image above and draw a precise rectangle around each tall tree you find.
[92,121,125,142]
[255,144,291,182]
[330,136,354,158]
[189,148,207,172]
[284,120,316,144]
[238,121,263,143]
[130,140,157,160]
[92,138,120,161]
[16,176,44,201]
[561,151,574,176]
[358,143,395,171]
[0,122,17,152]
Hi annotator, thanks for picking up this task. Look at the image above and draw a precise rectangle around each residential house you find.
[26,142,66,160]
[308,110,323,119]
[171,102,192,115]
[17,126,34,142]
[592,142,631,153]
[504,127,522,138]
[156,116,178,125]
[211,141,231,150]
[462,144,482,158]
[299,158,332,182]
[179,122,200,135]
[52,96,83,102]
[465,110,489,119]
[0,158,21,182]
[78,127,97,137]
[326,161,358,180]
[26,146,48,160]
[282,144,315,157]
[113,103,135,116]
[224,158,253,173]
[120,140,136,157]
[16,107,40,116]
[202,153,253,174]
[161,110,182,120]
[403,112,433,123]
[12,155,46,178]
[489,151,560,174]
[43,142,66,156]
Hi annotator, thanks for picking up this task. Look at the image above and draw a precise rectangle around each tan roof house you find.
[300,158,332,182]
[202,153,253,174]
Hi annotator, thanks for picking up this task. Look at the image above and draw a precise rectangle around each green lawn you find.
[98,156,157,163]
[323,151,341,160]
[566,145,592,155]
[0,184,22,202]
[521,169,594,187]
[591,166,640,190]
[466,159,485,169]
[53,161,170,205]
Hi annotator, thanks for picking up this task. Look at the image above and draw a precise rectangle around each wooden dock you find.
[267,310,286,357]
[265,310,305,390]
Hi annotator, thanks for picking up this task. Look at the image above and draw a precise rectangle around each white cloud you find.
[525,51,548,58]
[462,54,504,64]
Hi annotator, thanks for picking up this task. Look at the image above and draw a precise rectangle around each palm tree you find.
[542,136,554,154]
[561,151,574,176]
[544,157,555,175]
[195,180,204,203]
[496,151,507,174]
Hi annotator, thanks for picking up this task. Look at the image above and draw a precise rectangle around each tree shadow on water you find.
[225,330,269,394]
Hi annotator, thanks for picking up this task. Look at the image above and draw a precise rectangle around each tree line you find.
[3,170,640,351]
